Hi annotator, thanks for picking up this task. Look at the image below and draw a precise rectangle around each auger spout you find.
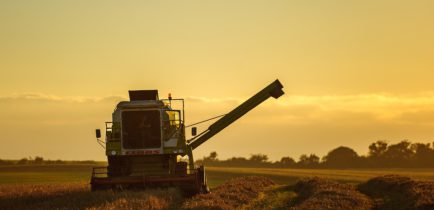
[188,79,284,150]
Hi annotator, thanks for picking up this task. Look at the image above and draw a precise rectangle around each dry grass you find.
[0,177,276,210]
[182,176,276,210]
[289,177,373,210]
[242,185,298,210]
[358,175,434,210]
[1,174,433,210]
[0,182,183,210]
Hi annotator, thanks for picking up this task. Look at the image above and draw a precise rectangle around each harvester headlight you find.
[111,151,116,155]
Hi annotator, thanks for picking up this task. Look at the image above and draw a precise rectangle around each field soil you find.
[182,176,275,209]
[289,177,373,209]
[358,175,434,209]
[1,165,433,209]
[0,175,433,210]
[0,183,183,210]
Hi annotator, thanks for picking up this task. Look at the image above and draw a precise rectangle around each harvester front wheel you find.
[175,162,187,175]
[90,183,102,191]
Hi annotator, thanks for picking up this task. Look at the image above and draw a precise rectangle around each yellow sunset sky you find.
[1,0,434,161]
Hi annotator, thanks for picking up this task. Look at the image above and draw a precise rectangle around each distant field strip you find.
[206,167,434,183]
[1,165,433,187]
[0,165,94,184]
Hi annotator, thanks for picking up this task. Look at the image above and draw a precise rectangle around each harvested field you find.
[0,174,433,210]
[182,176,276,210]
[243,176,434,210]
[0,183,183,210]
[289,177,373,210]
[358,175,434,210]
[0,176,275,210]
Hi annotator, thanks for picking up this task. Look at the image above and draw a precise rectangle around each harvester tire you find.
[197,165,210,194]
[175,162,187,175]
[90,183,101,191]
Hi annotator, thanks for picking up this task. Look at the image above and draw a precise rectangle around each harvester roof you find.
[116,100,165,109]
[129,90,159,101]
[115,90,165,109]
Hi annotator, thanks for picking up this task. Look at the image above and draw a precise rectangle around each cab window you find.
[163,110,181,140]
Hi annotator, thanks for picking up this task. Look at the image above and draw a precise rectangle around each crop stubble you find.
[0,175,433,210]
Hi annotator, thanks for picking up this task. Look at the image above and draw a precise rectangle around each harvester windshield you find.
[121,110,161,149]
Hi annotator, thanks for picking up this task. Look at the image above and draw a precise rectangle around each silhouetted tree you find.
[384,140,413,167]
[368,140,389,167]
[281,156,295,165]
[249,154,269,163]
[193,140,434,168]
[34,156,44,164]
[278,156,296,167]
[411,143,434,167]
[323,146,360,168]
[369,140,388,157]
[298,154,320,168]
[202,151,218,163]
[228,157,248,164]
[209,151,218,160]
[17,158,28,165]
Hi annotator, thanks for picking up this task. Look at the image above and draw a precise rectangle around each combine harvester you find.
[91,80,284,193]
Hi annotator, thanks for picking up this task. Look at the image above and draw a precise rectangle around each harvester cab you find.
[91,80,284,193]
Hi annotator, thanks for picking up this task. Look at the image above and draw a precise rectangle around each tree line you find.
[1,140,433,168]
[0,156,97,165]
[196,140,434,168]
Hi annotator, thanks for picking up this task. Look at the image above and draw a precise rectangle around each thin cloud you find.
[0,92,127,103]
[187,93,434,110]
[2,92,434,124]
[185,96,240,104]
[184,93,434,124]
[277,94,434,119]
